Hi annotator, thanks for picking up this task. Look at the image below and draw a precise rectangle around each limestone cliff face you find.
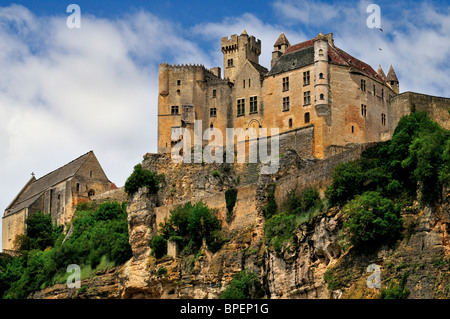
[29,149,450,299]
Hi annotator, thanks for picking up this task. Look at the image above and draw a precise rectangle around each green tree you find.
[341,191,403,251]
[220,270,261,299]
[124,163,161,195]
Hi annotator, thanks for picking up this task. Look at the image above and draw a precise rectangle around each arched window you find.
[319,73,324,79]
[319,49,324,56]
[88,189,95,198]
[320,94,324,100]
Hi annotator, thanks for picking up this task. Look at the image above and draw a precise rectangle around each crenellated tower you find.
[221,29,261,82]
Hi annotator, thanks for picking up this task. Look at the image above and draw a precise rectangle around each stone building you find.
[2,151,113,252]
[158,31,402,159]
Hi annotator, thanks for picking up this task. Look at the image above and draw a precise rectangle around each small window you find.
[283,96,290,111]
[210,123,213,129]
[320,93,324,100]
[319,49,324,56]
[319,73,324,79]
[303,91,311,105]
[351,125,354,133]
[361,104,367,117]
[304,112,310,124]
[381,113,386,126]
[212,89,216,98]
[303,71,310,86]
[248,79,251,87]
[282,77,289,92]
[361,79,366,92]
[88,189,95,197]
[237,98,245,116]
[381,89,384,99]
[210,107,217,117]
[177,80,181,86]
[250,96,258,113]
[373,84,376,96]
[76,183,80,193]
[243,79,245,88]
[228,59,234,67]
[171,105,179,115]
[90,171,93,178]
[289,118,293,128]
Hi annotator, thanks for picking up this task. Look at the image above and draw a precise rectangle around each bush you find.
[341,191,403,251]
[150,235,167,259]
[220,270,260,299]
[262,183,277,219]
[124,164,161,195]
[264,212,297,254]
[225,188,238,223]
[158,201,224,255]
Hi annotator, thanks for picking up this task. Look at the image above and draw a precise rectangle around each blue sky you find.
[0,0,449,249]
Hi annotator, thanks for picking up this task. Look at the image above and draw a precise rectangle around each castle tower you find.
[314,32,330,124]
[386,65,399,94]
[221,30,261,82]
[271,32,290,68]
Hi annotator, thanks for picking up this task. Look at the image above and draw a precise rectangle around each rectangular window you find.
[361,79,366,92]
[177,80,181,86]
[237,98,245,116]
[76,183,80,193]
[282,77,289,91]
[303,71,310,86]
[303,91,311,105]
[381,88,384,99]
[212,89,216,98]
[228,59,234,67]
[283,96,290,111]
[171,105,179,115]
[361,104,367,117]
[248,79,251,87]
[373,84,376,96]
[381,113,386,126]
[210,107,217,117]
[243,79,245,88]
[304,112,310,124]
[250,96,258,113]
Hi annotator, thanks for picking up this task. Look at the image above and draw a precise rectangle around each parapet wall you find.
[390,91,450,131]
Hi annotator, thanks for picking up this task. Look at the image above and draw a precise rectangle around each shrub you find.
[264,212,297,254]
[225,188,238,222]
[150,235,167,259]
[124,164,161,195]
[341,191,403,251]
[220,270,260,299]
[262,183,277,219]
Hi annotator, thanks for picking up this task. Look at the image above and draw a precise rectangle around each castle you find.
[158,31,402,159]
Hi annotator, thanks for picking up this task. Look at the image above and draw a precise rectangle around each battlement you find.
[159,62,222,79]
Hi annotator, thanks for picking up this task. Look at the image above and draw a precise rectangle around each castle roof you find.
[276,37,381,81]
[5,151,94,216]
[386,65,399,82]
[274,32,290,47]
[377,65,386,81]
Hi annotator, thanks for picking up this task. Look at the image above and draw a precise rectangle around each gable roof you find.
[5,151,94,216]
[271,37,381,82]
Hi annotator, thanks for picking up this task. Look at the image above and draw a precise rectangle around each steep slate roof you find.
[274,32,290,47]
[386,65,399,82]
[267,46,314,76]
[249,60,269,76]
[270,37,381,82]
[5,151,94,216]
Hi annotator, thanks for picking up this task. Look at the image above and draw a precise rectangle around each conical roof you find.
[386,65,398,82]
[274,32,290,47]
[377,65,386,81]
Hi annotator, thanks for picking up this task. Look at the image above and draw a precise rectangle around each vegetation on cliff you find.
[124,163,163,195]
[0,201,131,299]
[151,201,225,258]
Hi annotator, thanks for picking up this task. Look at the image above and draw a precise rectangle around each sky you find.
[0,0,449,250]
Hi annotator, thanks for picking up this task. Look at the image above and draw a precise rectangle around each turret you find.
[386,65,399,94]
[377,65,386,82]
[271,32,290,68]
[221,30,261,82]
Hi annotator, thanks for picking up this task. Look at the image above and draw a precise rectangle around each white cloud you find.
[0,5,209,250]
